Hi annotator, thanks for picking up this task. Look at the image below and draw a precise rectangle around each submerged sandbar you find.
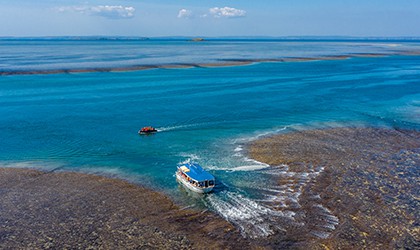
[1,51,419,76]
[249,127,420,249]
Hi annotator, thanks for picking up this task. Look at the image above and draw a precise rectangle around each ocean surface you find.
[1,39,420,237]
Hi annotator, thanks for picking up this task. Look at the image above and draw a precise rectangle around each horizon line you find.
[1,35,420,40]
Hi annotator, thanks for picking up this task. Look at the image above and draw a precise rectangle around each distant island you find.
[1,36,420,42]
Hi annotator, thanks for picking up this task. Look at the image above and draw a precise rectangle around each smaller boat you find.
[176,163,215,193]
[138,126,158,135]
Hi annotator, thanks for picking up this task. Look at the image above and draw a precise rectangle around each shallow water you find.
[0,39,419,237]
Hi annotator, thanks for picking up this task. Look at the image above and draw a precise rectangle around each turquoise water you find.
[1,39,419,237]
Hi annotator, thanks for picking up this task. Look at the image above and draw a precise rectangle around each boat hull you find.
[175,172,214,193]
[138,131,157,135]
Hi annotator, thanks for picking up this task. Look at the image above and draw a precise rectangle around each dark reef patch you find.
[0,168,253,249]
[249,127,420,249]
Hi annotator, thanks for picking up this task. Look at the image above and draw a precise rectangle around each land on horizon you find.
[1,36,420,41]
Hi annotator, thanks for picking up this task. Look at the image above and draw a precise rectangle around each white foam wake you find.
[205,191,294,238]
[205,164,339,239]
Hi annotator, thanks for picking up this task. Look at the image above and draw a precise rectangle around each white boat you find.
[176,163,215,193]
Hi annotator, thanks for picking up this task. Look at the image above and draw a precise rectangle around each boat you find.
[138,126,157,134]
[176,163,215,193]
[190,38,205,42]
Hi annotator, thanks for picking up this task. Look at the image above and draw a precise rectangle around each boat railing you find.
[177,169,215,188]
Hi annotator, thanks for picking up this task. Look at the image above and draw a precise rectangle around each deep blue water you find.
[1,40,419,237]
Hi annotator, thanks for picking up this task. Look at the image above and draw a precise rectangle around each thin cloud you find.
[91,5,135,19]
[209,7,246,18]
[178,9,192,19]
[57,5,135,19]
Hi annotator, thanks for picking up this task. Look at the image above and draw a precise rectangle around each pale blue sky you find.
[1,0,419,37]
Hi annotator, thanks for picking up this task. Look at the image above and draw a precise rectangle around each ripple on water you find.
[202,162,338,239]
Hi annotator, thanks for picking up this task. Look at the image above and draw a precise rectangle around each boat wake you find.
[174,126,340,239]
[204,164,339,239]
[226,164,269,171]
[204,190,295,238]
[157,119,229,132]
[156,124,200,132]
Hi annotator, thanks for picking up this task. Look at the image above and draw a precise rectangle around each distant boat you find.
[190,38,205,42]
[138,126,158,134]
[176,163,215,193]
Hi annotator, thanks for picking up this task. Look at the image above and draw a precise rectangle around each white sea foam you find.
[205,190,294,238]
[243,156,267,165]
[201,158,339,239]
[213,160,339,239]
[230,164,269,171]
[206,163,269,172]
[157,119,228,132]
[178,154,201,164]
[156,123,204,132]
[156,125,186,132]
[233,126,289,144]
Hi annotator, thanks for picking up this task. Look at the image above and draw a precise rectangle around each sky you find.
[0,0,419,37]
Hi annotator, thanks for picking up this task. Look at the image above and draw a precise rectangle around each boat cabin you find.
[176,163,215,193]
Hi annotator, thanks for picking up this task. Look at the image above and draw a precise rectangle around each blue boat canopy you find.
[179,163,214,182]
